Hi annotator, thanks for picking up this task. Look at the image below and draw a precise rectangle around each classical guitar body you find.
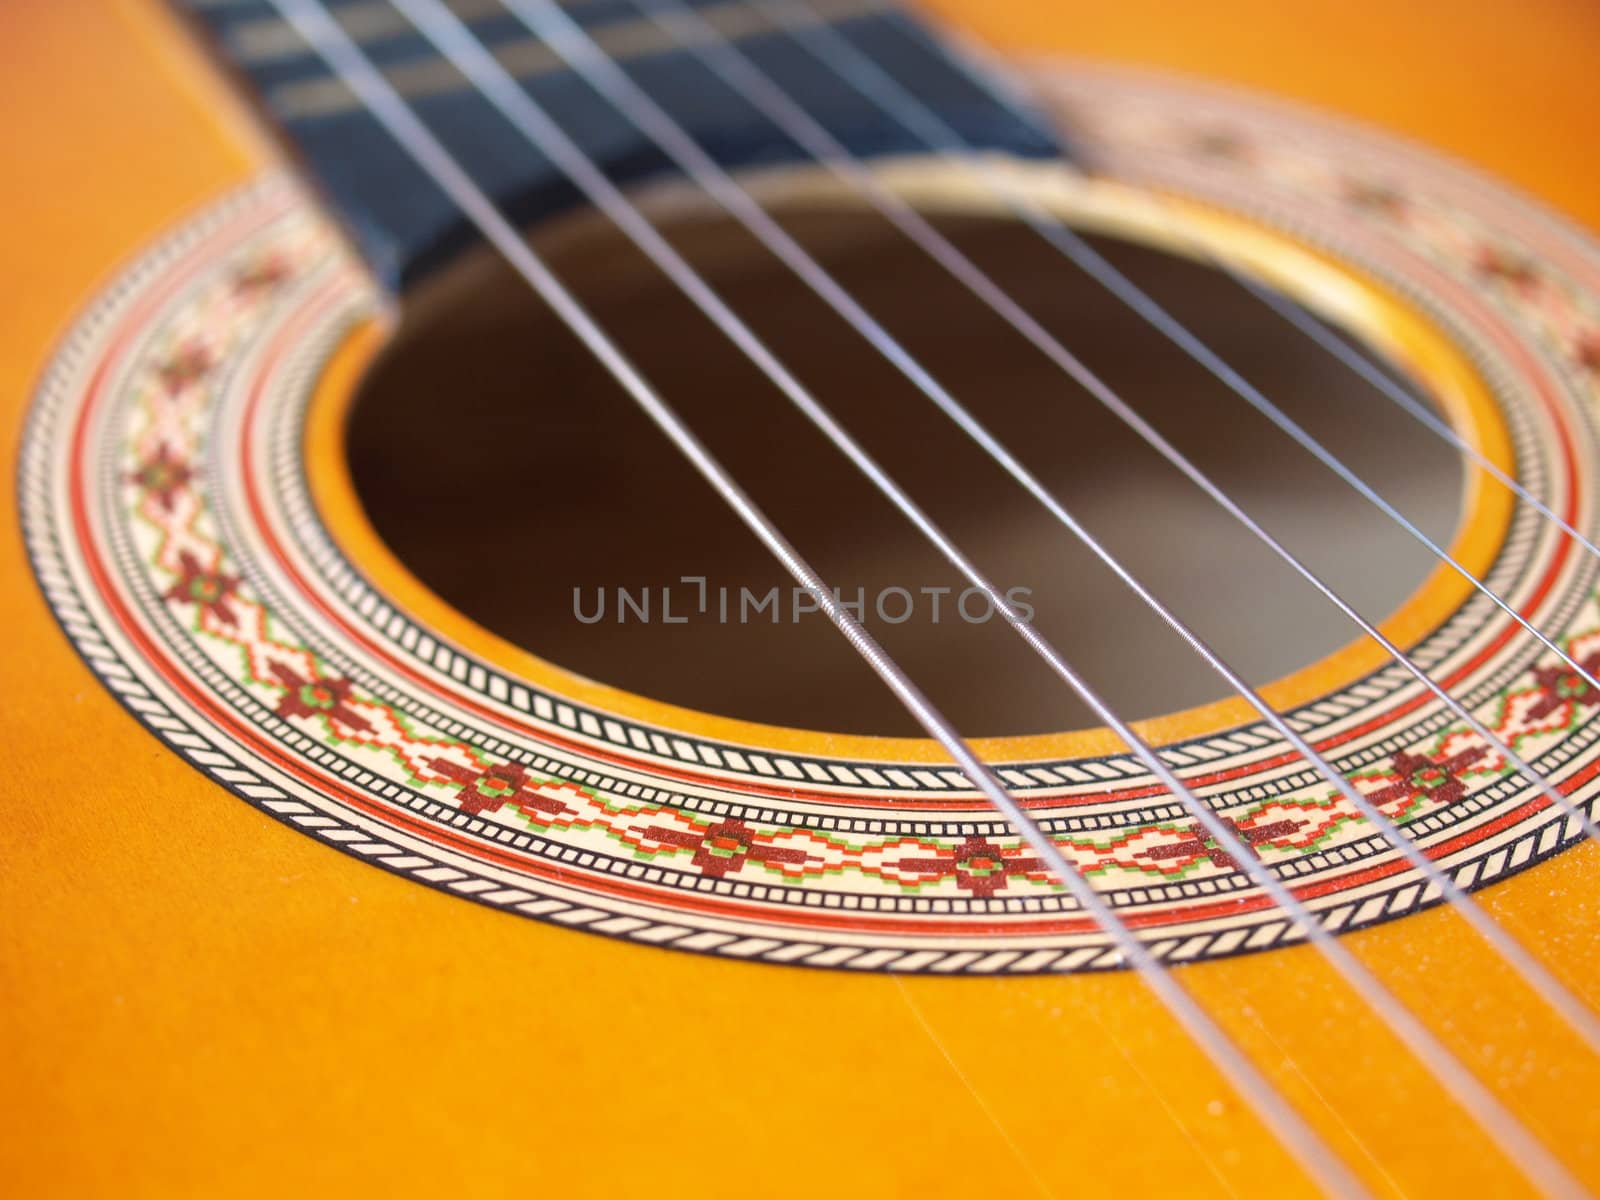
[5,1,1600,1197]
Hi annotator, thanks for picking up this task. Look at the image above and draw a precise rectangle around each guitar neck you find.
[175,0,1071,289]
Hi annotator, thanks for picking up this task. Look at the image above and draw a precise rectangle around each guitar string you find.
[262,3,1371,1196]
[762,0,1600,578]
[626,0,1600,836]
[626,0,1600,839]
[801,5,1600,823]
[487,0,1600,1066]
[738,0,1600,1029]
[686,0,1600,747]
[621,0,1600,1063]
[488,0,1600,1125]
[1235,267,1600,560]
[377,0,1586,1191]
[262,4,1574,1196]
[868,0,1600,560]
[265,0,1600,1190]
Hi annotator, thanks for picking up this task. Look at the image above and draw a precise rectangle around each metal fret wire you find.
[262,2,1370,1196]
[745,0,1600,1038]
[445,0,1597,1188]
[386,0,1577,1191]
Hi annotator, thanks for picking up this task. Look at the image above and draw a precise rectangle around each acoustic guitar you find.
[6,0,1600,1195]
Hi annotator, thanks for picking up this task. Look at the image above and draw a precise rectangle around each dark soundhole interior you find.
[348,201,1462,738]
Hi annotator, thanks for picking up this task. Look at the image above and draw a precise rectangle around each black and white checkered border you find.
[19,81,1600,969]
[250,126,1593,800]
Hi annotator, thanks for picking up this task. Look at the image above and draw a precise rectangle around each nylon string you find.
[262,1,1373,1196]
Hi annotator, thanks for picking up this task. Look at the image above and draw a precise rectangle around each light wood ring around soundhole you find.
[38,61,1600,969]
[306,167,1511,764]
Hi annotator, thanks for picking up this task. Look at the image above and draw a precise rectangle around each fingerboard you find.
[175,0,1073,289]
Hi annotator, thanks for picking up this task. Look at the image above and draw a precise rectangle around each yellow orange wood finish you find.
[3,1,1599,1196]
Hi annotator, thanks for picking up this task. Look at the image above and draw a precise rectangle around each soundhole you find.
[348,200,1462,738]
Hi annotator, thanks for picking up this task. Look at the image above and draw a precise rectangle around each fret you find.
[175,0,1073,288]
[264,0,890,118]
[228,0,566,64]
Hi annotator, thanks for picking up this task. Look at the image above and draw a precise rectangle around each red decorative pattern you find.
[99,212,1600,900]
[27,68,1600,966]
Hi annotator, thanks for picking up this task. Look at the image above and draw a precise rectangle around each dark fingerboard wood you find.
[176,0,1073,289]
